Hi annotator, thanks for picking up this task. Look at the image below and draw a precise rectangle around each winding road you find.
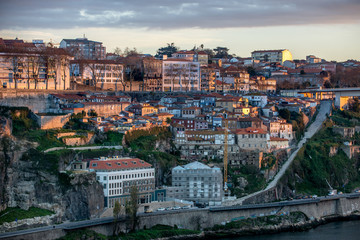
[227,100,332,205]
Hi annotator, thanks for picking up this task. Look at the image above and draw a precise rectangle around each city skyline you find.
[0,0,360,61]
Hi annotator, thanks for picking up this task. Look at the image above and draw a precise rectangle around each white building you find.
[162,59,201,92]
[172,50,208,67]
[70,60,124,90]
[267,117,294,141]
[251,49,292,64]
[170,161,223,205]
[0,43,72,90]
[243,93,268,108]
[89,157,155,208]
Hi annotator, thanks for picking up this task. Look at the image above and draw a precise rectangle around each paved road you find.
[266,100,332,189]
[0,217,114,239]
[44,145,122,153]
[226,100,332,205]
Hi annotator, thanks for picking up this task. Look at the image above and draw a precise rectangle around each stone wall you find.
[33,113,71,130]
[61,132,95,146]
[0,90,50,113]
[56,132,76,138]
[83,102,130,117]
[3,194,360,239]
[0,89,81,113]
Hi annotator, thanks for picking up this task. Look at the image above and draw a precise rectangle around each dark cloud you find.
[0,0,359,30]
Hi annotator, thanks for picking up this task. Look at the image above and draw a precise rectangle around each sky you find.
[0,0,360,61]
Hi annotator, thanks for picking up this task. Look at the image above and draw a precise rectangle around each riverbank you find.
[54,212,360,240]
[198,213,360,240]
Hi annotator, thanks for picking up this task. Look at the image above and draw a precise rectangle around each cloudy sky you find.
[1,0,359,61]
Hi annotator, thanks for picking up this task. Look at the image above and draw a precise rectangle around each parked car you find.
[165,207,172,211]
[145,209,153,213]
[172,206,181,210]
[157,207,165,211]
[181,205,191,209]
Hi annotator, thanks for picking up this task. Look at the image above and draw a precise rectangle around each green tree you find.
[124,47,141,57]
[279,108,291,122]
[324,81,333,89]
[89,110,97,117]
[350,97,360,112]
[125,186,139,231]
[246,66,256,77]
[155,43,179,58]
[113,200,122,235]
[213,46,229,58]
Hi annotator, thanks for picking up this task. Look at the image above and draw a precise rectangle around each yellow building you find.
[251,49,292,64]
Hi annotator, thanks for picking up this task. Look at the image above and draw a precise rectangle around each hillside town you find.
[1,36,360,238]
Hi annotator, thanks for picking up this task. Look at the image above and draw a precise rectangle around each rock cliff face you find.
[0,117,104,221]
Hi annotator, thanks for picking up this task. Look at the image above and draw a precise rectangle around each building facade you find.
[170,161,223,205]
[251,49,292,64]
[162,59,201,92]
[60,38,106,60]
[70,60,124,90]
[0,40,72,89]
[89,157,156,208]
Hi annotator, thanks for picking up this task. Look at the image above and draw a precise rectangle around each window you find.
[103,176,107,180]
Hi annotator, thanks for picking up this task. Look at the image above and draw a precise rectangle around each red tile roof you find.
[233,127,267,135]
[164,58,192,62]
[287,68,324,74]
[51,94,85,100]
[183,106,201,110]
[82,101,129,106]
[270,137,288,142]
[216,80,231,85]
[89,158,152,171]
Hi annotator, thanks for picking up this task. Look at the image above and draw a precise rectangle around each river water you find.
[223,220,360,240]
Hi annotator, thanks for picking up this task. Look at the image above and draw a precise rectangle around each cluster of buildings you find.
[1,36,337,208]
[46,88,319,207]
[3,36,356,92]
[73,155,223,207]
[48,89,319,168]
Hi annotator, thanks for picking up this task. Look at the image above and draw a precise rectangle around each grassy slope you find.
[281,110,360,196]
[0,207,54,225]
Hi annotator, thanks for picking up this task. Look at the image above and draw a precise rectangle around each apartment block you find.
[60,37,106,60]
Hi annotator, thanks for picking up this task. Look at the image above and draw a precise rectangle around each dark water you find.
[222,220,360,240]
